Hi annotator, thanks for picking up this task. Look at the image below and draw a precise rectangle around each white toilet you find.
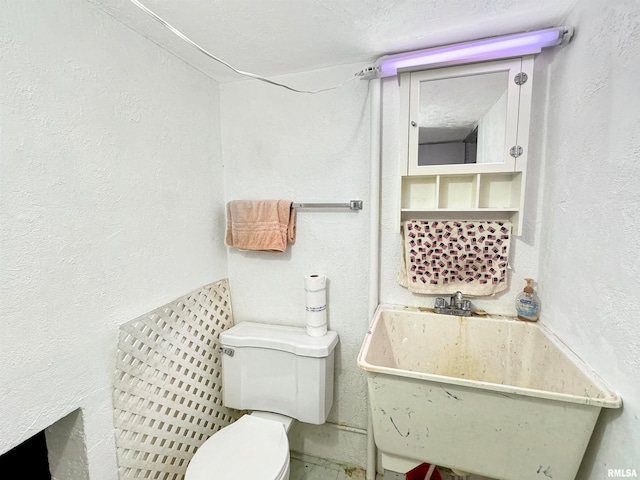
[185,321,339,480]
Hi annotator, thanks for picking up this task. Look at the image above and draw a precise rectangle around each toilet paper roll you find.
[306,324,327,337]
[305,274,327,337]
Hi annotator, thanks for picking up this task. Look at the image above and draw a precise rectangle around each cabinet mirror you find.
[404,57,533,175]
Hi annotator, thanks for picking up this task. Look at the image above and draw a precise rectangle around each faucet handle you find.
[451,291,463,307]
[461,299,472,311]
[434,297,447,309]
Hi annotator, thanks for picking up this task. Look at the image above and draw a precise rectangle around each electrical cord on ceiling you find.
[128,0,367,93]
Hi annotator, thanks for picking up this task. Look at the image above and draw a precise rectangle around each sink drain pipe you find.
[367,76,381,480]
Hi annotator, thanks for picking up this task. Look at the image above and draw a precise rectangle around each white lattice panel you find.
[113,279,239,480]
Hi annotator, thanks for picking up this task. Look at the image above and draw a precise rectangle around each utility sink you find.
[357,305,621,480]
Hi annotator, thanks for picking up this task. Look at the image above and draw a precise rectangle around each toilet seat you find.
[185,415,290,480]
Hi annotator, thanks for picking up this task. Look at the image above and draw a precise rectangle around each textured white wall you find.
[2,0,637,477]
[220,64,372,465]
[0,1,226,478]
[531,0,640,476]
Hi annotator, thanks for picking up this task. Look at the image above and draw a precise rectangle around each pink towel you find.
[225,200,296,252]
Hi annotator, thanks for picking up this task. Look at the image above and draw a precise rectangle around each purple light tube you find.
[374,27,571,78]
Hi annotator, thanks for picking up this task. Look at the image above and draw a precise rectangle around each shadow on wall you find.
[576,407,625,478]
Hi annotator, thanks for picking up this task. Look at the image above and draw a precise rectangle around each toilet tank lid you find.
[220,322,338,358]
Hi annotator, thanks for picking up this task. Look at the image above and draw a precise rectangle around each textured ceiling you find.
[89,0,577,83]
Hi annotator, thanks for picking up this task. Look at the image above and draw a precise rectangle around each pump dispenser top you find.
[515,278,540,321]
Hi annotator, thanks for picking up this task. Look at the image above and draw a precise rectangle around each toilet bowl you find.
[185,413,292,480]
[183,322,339,480]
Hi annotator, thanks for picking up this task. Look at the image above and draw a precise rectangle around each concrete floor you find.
[289,454,488,480]
[289,453,370,480]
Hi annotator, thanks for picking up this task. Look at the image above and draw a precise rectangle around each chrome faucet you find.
[434,291,472,316]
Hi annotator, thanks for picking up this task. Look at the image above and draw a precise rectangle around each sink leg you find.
[424,464,436,480]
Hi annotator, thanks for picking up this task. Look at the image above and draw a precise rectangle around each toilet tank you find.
[220,322,339,425]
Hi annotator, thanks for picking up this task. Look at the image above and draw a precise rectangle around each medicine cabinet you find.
[398,56,535,234]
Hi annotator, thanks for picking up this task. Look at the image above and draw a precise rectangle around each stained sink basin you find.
[357,305,621,480]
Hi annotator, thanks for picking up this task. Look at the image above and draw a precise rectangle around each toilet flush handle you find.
[218,347,235,357]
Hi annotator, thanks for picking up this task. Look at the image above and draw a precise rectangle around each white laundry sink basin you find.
[357,305,621,480]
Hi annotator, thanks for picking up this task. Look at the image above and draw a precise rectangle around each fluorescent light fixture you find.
[374,27,572,78]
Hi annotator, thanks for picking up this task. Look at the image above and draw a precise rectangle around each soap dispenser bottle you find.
[515,278,540,321]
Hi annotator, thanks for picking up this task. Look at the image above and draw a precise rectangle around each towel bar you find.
[292,200,363,210]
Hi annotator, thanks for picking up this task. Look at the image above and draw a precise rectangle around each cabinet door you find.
[403,57,533,176]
